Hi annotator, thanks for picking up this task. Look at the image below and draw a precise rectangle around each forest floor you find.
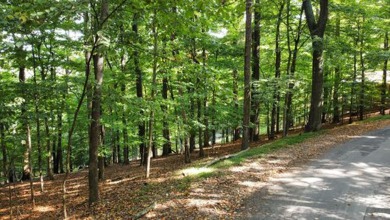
[1,112,390,219]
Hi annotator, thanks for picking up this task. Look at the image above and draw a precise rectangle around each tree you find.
[88,0,109,206]
[242,0,253,150]
[303,0,328,132]
[250,0,261,142]
[381,31,389,115]
[283,0,304,136]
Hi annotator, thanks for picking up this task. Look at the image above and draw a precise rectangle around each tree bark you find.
[381,31,389,115]
[358,17,365,121]
[303,0,328,132]
[161,76,171,155]
[250,0,261,142]
[332,16,341,123]
[242,0,252,150]
[233,69,240,141]
[133,14,146,166]
[349,38,359,124]
[89,0,108,205]
[57,113,64,173]
[1,124,7,180]
[283,1,304,136]
[270,2,285,139]
[146,13,158,178]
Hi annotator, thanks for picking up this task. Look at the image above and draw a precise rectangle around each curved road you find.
[242,126,390,220]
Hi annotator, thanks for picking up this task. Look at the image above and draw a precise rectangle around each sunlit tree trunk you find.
[1,124,7,181]
[233,69,240,141]
[270,2,284,140]
[349,38,359,124]
[381,32,388,115]
[242,0,252,150]
[332,16,341,123]
[303,0,328,132]
[283,1,304,136]
[250,0,261,142]
[133,14,147,166]
[89,0,108,205]
[358,16,365,121]
[146,13,158,178]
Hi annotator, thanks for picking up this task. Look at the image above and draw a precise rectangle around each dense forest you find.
[0,0,389,213]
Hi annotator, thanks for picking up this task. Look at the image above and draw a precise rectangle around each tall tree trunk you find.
[119,34,129,164]
[44,117,54,179]
[89,0,108,205]
[197,98,203,152]
[303,0,329,132]
[133,14,146,166]
[202,47,209,150]
[381,32,389,115]
[332,16,341,123]
[270,2,285,140]
[32,48,44,190]
[322,67,330,123]
[1,124,7,180]
[358,17,365,121]
[283,1,304,136]
[349,38,359,124]
[242,0,252,150]
[20,65,32,181]
[250,0,261,142]
[57,113,64,173]
[27,125,35,208]
[233,69,240,141]
[146,13,158,178]
[35,96,43,190]
[161,76,171,155]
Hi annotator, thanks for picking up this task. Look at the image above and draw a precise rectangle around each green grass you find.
[174,114,389,191]
[212,131,322,169]
[175,130,323,192]
[364,114,390,122]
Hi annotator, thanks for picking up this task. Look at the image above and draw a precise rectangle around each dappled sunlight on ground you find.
[1,119,389,219]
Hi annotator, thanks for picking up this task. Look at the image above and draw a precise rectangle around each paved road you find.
[243,126,390,220]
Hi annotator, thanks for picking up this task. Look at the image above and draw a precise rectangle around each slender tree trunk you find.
[332,16,341,123]
[57,113,64,173]
[1,124,7,180]
[381,32,389,115]
[19,65,31,181]
[89,0,108,205]
[120,40,129,164]
[116,130,121,163]
[250,0,261,142]
[359,17,365,121]
[89,52,103,204]
[44,117,54,179]
[283,2,304,136]
[197,98,203,152]
[233,69,240,141]
[146,13,158,178]
[162,76,171,155]
[202,47,210,150]
[322,67,330,123]
[242,0,252,150]
[270,2,284,139]
[303,0,328,132]
[35,101,44,191]
[349,38,359,124]
[133,14,146,166]
[27,125,35,208]
[178,88,191,163]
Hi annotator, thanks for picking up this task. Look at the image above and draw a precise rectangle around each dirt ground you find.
[0,114,389,219]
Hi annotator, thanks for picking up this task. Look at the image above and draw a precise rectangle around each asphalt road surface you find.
[243,126,390,220]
